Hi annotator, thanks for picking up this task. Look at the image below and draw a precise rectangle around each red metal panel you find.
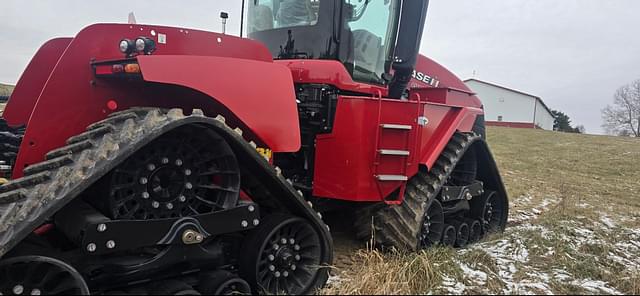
[276,60,388,96]
[313,96,422,202]
[4,38,73,126]
[312,94,482,202]
[138,55,300,152]
[419,104,482,169]
[11,23,292,177]
[409,54,483,109]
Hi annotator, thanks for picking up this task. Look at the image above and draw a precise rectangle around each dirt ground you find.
[323,127,640,295]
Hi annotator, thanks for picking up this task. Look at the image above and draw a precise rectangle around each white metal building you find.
[464,79,555,130]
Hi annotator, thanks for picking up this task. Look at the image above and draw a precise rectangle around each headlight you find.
[135,37,156,54]
[119,39,134,54]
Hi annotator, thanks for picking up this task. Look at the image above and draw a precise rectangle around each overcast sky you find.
[1,0,639,134]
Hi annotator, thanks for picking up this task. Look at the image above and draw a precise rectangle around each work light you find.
[135,37,156,54]
[118,39,134,55]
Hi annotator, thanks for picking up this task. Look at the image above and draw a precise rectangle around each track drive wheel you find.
[470,191,507,234]
[94,126,241,220]
[0,256,89,295]
[239,214,326,295]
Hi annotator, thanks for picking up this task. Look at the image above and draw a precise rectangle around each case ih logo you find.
[412,70,440,87]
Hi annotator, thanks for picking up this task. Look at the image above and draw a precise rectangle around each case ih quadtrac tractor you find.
[0,0,508,294]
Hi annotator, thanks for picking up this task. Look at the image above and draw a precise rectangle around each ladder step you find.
[378,149,410,156]
[377,175,409,181]
[380,124,412,130]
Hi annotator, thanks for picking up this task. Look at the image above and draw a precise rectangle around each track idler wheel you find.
[470,191,507,234]
[239,214,325,295]
[466,219,483,243]
[451,221,470,247]
[0,256,89,295]
[441,224,457,247]
[419,199,445,248]
[199,270,251,295]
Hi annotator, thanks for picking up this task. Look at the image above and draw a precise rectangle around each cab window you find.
[346,0,400,85]
[248,0,320,33]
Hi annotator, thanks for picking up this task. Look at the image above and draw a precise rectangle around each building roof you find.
[463,78,554,117]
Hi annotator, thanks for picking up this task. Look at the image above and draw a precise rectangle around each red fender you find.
[9,23,298,178]
[4,38,73,126]
[137,55,300,152]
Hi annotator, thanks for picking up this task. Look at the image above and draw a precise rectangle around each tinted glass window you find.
[346,0,399,84]
[248,0,320,33]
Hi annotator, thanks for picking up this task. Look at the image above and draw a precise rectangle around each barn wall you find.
[465,80,535,124]
[534,100,555,130]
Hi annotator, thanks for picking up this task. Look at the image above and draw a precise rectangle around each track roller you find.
[441,224,457,247]
[199,270,251,295]
[466,219,482,243]
[0,256,89,295]
[450,221,470,247]
[239,214,326,295]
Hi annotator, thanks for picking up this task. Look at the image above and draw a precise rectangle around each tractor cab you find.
[247,0,429,98]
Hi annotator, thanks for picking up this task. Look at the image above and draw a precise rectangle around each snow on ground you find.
[600,214,616,228]
[572,279,622,295]
[508,195,558,224]
[435,197,637,295]
[440,276,466,294]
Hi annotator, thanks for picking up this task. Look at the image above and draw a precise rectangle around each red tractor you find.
[0,0,508,294]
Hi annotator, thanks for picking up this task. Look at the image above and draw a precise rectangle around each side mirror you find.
[388,0,429,98]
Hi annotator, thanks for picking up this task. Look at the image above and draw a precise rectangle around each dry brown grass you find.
[321,248,451,295]
[323,127,640,295]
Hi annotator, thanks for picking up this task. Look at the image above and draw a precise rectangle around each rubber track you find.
[0,119,23,172]
[354,132,482,250]
[0,108,333,278]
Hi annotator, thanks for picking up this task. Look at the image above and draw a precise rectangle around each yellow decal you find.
[256,147,273,160]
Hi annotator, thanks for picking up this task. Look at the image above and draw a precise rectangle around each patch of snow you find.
[326,274,342,286]
[577,202,591,208]
[458,262,488,285]
[552,269,572,281]
[600,215,616,228]
[440,275,466,294]
[508,198,559,224]
[572,279,623,295]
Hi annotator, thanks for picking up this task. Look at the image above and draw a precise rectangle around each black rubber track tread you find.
[46,140,94,160]
[355,132,483,250]
[66,124,114,145]
[85,112,138,131]
[0,172,51,194]
[0,118,24,177]
[0,190,27,205]
[24,155,74,176]
[0,107,333,288]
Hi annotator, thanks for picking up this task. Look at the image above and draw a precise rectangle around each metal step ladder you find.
[374,123,413,204]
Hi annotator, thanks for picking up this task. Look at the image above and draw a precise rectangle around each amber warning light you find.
[94,63,142,77]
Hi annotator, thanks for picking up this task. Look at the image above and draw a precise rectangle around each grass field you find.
[324,126,640,295]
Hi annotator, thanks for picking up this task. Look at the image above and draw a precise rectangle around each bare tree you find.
[602,79,640,137]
